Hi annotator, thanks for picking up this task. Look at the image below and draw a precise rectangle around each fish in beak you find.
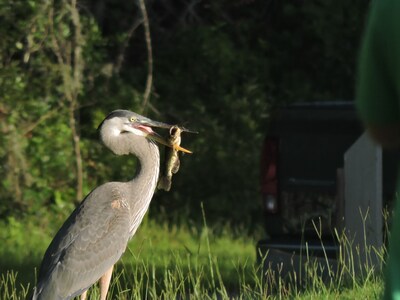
[158,126,188,191]
[134,118,193,154]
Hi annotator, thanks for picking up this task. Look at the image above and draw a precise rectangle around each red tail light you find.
[260,137,279,214]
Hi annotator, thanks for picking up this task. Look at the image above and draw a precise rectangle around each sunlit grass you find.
[0,213,257,299]
[0,212,386,299]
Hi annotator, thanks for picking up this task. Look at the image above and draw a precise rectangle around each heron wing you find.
[35,182,131,299]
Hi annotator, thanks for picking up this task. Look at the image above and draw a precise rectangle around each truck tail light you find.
[265,195,278,213]
[260,137,279,214]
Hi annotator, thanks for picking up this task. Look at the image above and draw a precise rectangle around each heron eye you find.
[130,116,137,122]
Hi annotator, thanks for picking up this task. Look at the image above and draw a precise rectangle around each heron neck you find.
[134,141,160,187]
[128,140,160,211]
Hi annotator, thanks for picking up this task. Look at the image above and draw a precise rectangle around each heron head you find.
[98,110,191,155]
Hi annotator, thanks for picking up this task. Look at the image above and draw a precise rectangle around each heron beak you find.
[147,132,193,154]
[137,119,193,154]
[173,143,193,154]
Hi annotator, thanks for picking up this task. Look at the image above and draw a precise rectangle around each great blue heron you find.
[32,110,190,300]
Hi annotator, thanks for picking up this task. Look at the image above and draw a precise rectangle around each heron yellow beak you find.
[137,118,194,154]
[172,143,192,154]
[146,132,193,154]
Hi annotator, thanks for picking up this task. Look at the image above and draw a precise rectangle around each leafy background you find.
[0,0,370,233]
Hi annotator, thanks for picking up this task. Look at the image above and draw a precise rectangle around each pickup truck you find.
[257,101,397,278]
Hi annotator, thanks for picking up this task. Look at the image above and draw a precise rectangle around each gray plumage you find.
[32,110,171,300]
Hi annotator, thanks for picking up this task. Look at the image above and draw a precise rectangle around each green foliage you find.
[152,25,271,228]
[264,0,368,102]
[0,0,370,229]
[150,0,369,228]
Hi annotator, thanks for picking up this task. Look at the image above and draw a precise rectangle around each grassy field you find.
[0,214,385,299]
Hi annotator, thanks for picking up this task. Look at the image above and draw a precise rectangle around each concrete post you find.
[344,132,382,267]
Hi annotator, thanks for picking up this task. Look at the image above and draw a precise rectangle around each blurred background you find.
[0,0,369,231]
[0,2,372,291]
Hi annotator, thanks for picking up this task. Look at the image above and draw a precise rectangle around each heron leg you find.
[99,265,114,300]
[79,265,114,300]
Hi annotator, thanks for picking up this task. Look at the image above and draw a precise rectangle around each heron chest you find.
[109,186,153,237]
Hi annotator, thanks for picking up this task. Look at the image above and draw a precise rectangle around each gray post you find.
[344,132,382,267]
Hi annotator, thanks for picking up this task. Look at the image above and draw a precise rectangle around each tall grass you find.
[250,215,386,299]
[0,213,386,299]
[0,271,30,300]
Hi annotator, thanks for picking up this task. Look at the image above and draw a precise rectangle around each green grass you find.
[0,214,386,299]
